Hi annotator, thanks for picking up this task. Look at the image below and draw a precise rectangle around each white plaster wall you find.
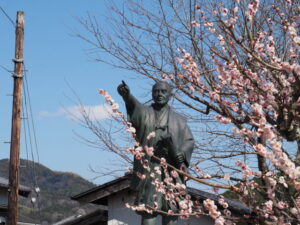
[0,188,8,206]
[108,190,214,225]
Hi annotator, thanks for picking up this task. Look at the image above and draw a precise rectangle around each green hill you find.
[0,158,97,224]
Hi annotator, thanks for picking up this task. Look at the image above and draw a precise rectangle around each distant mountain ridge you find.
[0,158,97,224]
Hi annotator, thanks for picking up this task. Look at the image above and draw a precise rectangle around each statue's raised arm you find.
[117,80,130,98]
[117,80,140,117]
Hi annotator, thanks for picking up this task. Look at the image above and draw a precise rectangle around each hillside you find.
[0,159,97,224]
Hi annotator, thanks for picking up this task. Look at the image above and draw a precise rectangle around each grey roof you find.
[0,204,7,211]
[71,175,130,205]
[53,208,107,225]
[18,223,41,225]
[188,187,251,215]
[71,174,250,216]
[0,177,31,197]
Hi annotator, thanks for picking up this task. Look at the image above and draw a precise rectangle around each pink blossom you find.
[294,65,300,75]
[154,166,162,175]
[253,144,267,157]
[127,127,136,134]
[146,131,156,140]
[215,217,225,225]
[136,172,146,180]
[209,27,216,33]
[209,91,220,102]
[111,103,119,112]
[135,146,143,153]
[220,8,228,17]
[294,181,300,190]
[264,200,273,213]
[281,62,293,73]
[233,6,239,14]
[246,0,260,22]
[167,209,174,215]
[224,174,230,181]
[189,86,195,92]
[98,89,107,96]
[278,176,288,188]
[218,198,229,208]
[203,199,216,210]
[135,153,143,160]
[171,170,179,178]
[191,20,200,27]
[290,207,298,215]
[214,115,231,124]
[223,209,231,216]
[175,183,186,191]
[203,22,213,27]
[209,210,221,218]
[124,121,132,126]
[276,201,288,209]
[203,174,212,179]
[105,95,114,102]
[145,146,154,157]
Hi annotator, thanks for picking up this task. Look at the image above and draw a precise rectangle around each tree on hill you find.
[76,0,300,224]
[0,159,96,224]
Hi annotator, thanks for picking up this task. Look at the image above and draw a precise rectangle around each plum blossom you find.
[111,103,119,112]
[220,8,228,17]
[144,146,154,157]
[154,166,162,175]
[191,20,200,27]
[246,0,260,22]
[223,174,230,181]
[263,200,273,216]
[218,197,229,209]
[171,170,179,178]
[290,207,298,216]
[146,131,156,140]
[127,127,136,134]
[215,115,231,124]
[253,144,267,157]
[276,201,288,210]
[203,199,225,224]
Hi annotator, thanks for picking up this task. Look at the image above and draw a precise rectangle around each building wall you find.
[107,189,214,225]
[0,188,8,206]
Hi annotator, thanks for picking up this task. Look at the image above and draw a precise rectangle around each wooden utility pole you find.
[7,11,25,225]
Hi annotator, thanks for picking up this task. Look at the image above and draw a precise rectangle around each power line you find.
[22,66,43,224]
[24,64,41,164]
[0,6,15,27]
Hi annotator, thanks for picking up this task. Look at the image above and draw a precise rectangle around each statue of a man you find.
[118,81,194,225]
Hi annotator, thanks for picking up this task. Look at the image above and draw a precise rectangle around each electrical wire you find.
[22,66,43,224]
[0,6,16,27]
[23,64,41,164]
[22,100,39,224]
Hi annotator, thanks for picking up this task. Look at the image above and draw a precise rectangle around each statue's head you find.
[152,81,172,106]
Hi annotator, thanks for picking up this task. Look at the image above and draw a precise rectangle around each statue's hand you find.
[117,80,130,98]
[176,154,185,165]
[180,163,187,173]
[161,133,173,148]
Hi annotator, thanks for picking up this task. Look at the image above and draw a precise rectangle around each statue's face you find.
[152,82,171,106]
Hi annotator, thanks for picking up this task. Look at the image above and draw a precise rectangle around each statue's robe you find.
[127,98,194,213]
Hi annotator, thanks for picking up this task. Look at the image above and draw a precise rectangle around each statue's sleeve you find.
[180,125,195,167]
[124,95,145,129]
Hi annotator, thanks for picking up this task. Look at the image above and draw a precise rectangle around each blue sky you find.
[0,0,147,184]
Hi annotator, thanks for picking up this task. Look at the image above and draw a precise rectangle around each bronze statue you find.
[118,80,194,225]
